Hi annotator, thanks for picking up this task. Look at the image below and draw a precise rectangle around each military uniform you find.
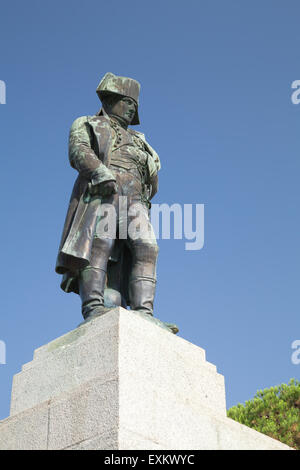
[56,73,161,322]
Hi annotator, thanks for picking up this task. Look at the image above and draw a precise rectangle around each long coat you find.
[55,109,160,295]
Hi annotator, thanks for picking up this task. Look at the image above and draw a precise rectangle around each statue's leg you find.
[78,237,114,323]
[127,238,159,317]
[128,240,179,334]
[123,193,158,316]
[105,255,126,308]
[126,199,179,334]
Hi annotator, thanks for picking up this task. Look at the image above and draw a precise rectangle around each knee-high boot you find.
[128,276,156,316]
[128,241,159,317]
[79,267,111,323]
[129,276,179,334]
[78,237,114,323]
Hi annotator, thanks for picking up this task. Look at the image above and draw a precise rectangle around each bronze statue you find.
[55,73,178,333]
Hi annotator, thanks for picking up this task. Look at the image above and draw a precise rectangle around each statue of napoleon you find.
[55,73,178,334]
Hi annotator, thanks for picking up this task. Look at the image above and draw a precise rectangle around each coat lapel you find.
[88,114,113,166]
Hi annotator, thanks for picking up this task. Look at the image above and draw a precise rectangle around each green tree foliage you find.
[227,379,300,449]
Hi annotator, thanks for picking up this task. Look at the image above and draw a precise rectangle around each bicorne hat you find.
[96,72,140,125]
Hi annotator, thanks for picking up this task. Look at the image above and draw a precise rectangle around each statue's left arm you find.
[144,140,161,200]
[149,174,158,200]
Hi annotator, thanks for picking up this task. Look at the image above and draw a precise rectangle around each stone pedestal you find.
[0,308,292,449]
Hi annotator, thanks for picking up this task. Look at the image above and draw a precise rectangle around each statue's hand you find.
[100,181,118,196]
[90,180,117,197]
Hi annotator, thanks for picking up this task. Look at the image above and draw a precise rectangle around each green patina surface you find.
[130,310,179,334]
[46,326,87,353]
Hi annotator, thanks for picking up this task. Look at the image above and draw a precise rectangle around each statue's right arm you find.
[68,116,116,185]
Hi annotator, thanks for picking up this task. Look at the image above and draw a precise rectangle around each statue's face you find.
[109,96,137,124]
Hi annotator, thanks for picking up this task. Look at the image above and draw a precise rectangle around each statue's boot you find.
[129,277,179,334]
[78,267,112,325]
[129,277,156,316]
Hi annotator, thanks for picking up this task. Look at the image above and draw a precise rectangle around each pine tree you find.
[227,379,300,449]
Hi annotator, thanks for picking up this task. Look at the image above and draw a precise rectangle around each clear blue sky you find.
[0,0,299,420]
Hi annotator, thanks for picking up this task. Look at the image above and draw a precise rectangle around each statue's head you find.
[96,72,140,125]
[101,93,137,126]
